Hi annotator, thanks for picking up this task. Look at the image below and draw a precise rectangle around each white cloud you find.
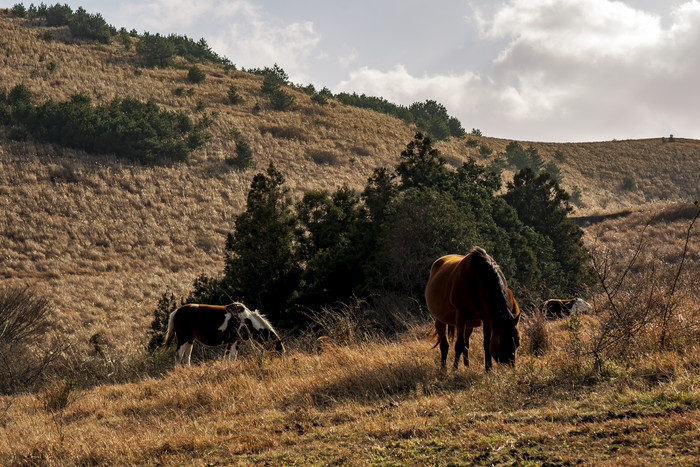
[123,0,320,83]
[338,0,700,141]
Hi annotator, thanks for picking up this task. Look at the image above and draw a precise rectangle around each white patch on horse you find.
[218,312,232,332]
[190,304,200,308]
[177,342,193,365]
[570,299,591,313]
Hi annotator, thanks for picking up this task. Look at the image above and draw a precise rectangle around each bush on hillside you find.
[269,88,295,110]
[227,85,243,105]
[226,138,254,169]
[1,85,204,163]
[67,7,112,44]
[11,4,26,17]
[187,65,206,84]
[136,33,175,67]
[408,100,465,140]
[45,3,73,27]
[333,94,465,141]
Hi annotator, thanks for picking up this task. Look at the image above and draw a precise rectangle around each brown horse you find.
[425,247,521,371]
[162,302,285,365]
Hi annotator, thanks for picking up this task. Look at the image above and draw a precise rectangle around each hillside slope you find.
[0,12,699,350]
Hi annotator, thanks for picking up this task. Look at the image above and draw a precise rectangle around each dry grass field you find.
[1,11,699,465]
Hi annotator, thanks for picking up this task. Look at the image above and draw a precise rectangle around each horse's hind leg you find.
[176,341,194,365]
[434,321,449,368]
[482,323,493,372]
[463,327,473,367]
[453,323,466,370]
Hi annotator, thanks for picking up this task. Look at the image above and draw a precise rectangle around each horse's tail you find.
[162,309,177,352]
[430,323,455,348]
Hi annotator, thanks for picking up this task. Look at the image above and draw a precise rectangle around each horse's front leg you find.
[482,323,493,372]
[223,341,238,360]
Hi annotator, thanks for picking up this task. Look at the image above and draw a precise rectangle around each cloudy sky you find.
[8,0,700,142]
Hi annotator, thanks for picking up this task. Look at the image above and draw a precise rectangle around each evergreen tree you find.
[224,164,300,321]
[503,168,592,295]
[136,33,175,67]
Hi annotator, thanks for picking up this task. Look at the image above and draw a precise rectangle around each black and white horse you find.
[162,302,285,365]
[538,298,591,319]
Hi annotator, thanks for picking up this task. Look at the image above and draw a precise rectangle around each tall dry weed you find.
[581,203,700,369]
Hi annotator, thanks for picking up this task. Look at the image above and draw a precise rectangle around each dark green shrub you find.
[187,65,206,84]
[466,137,479,148]
[309,150,338,165]
[11,4,26,17]
[7,92,203,163]
[8,125,28,141]
[504,141,544,171]
[0,102,11,126]
[269,88,295,110]
[136,33,175,67]
[479,143,493,157]
[45,3,73,27]
[68,7,112,44]
[408,100,464,140]
[621,174,637,191]
[226,139,254,169]
[119,29,132,50]
[8,84,32,107]
[227,84,243,104]
[543,161,562,182]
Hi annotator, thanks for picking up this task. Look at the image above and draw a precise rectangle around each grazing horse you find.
[425,247,521,371]
[539,298,591,319]
[162,302,285,365]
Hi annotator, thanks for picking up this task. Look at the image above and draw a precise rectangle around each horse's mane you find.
[468,247,513,320]
[230,302,278,334]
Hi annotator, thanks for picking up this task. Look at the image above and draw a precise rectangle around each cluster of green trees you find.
[12,3,113,43]
[11,3,226,67]
[487,141,562,182]
[1,84,206,163]
[335,93,464,141]
[252,64,296,110]
[136,33,225,68]
[178,133,592,328]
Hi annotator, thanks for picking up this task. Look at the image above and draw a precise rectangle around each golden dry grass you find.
[1,12,700,465]
[1,322,699,465]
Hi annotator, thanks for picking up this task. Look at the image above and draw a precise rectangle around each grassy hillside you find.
[1,10,699,465]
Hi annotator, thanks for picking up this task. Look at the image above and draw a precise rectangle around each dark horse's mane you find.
[469,247,514,320]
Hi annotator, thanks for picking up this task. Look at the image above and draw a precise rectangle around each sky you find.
[6,0,700,142]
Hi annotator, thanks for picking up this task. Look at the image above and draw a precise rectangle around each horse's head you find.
[491,290,521,366]
[259,327,285,354]
[230,304,286,354]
